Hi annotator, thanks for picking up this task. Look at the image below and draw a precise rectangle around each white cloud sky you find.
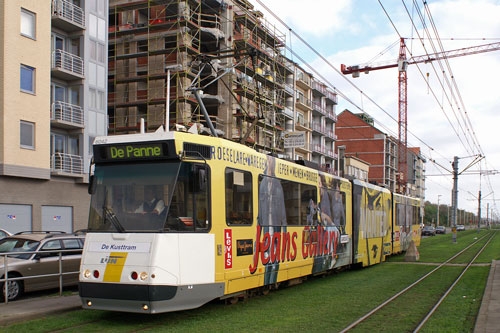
[253,0,500,216]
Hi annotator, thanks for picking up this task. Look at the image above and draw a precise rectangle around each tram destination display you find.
[94,141,172,162]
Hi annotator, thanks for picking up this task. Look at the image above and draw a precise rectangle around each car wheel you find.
[1,274,23,301]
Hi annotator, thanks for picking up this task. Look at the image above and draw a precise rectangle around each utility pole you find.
[437,195,441,227]
[451,156,459,243]
[477,190,481,233]
[447,205,450,227]
[487,203,490,229]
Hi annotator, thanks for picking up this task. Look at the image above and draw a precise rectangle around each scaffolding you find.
[108,0,225,134]
[231,0,289,153]
[108,0,290,154]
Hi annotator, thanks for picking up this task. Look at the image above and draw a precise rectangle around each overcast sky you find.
[253,0,500,218]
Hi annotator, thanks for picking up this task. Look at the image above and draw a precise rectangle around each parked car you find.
[457,224,466,231]
[436,226,446,234]
[422,226,436,236]
[0,228,11,240]
[0,232,85,301]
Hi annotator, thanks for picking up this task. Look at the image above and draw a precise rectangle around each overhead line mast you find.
[340,41,500,194]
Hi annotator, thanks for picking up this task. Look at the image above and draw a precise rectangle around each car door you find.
[61,238,83,286]
[27,239,63,292]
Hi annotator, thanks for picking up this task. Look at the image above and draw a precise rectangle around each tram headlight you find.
[83,269,91,279]
[140,272,148,281]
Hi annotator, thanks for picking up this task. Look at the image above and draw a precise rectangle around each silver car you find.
[0,232,84,301]
[0,228,11,240]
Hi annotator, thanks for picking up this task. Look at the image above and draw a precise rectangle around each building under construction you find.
[109,0,338,167]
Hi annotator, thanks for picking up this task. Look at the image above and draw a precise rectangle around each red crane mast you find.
[341,40,500,194]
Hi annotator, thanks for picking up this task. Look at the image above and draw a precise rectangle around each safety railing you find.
[326,90,338,104]
[51,0,85,28]
[52,49,84,77]
[51,153,83,175]
[312,80,327,95]
[312,102,327,116]
[1,248,82,304]
[51,101,84,127]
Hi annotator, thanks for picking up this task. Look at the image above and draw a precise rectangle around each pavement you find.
[475,260,500,333]
[0,293,82,326]
[0,261,499,329]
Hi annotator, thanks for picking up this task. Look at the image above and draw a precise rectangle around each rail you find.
[51,153,83,175]
[340,231,495,332]
[1,248,82,304]
[51,101,84,126]
[51,0,85,27]
[52,49,84,77]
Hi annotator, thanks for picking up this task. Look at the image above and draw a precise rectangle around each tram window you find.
[166,163,210,232]
[258,175,288,226]
[282,180,299,226]
[225,168,253,226]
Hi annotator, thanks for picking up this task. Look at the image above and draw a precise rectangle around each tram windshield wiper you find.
[103,207,125,233]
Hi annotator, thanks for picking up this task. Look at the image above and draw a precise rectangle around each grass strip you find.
[3,265,434,332]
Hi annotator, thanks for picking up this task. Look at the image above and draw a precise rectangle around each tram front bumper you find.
[79,282,225,314]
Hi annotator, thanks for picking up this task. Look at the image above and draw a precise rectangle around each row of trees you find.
[423,201,477,226]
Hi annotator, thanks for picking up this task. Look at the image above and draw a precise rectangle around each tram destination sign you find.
[94,141,173,162]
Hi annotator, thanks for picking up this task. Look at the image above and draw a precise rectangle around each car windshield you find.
[0,238,40,259]
[88,161,210,233]
[424,226,433,230]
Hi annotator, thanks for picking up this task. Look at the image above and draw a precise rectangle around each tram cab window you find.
[166,163,210,232]
[225,168,253,226]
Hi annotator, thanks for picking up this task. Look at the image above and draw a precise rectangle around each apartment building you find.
[0,0,108,233]
[407,147,426,201]
[108,0,338,171]
[335,109,426,201]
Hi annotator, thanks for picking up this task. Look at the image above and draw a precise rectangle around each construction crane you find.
[341,39,500,194]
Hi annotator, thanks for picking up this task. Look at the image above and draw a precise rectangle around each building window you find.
[20,64,35,94]
[20,8,36,39]
[20,121,35,149]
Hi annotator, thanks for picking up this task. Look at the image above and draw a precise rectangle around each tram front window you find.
[88,162,210,233]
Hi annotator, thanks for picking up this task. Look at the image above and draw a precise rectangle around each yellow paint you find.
[103,252,128,282]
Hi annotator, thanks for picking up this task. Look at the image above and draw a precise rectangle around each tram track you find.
[340,230,496,332]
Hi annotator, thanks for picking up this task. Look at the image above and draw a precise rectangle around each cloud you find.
[253,0,352,37]
[251,0,500,213]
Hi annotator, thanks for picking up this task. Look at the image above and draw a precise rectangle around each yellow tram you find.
[79,131,420,313]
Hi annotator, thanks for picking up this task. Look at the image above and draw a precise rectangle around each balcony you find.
[312,80,327,96]
[284,84,294,96]
[296,72,311,89]
[296,94,312,111]
[51,153,83,176]
[51,101,84,129]
[312,102,327,116]
[312,144,325,154]
[51,49,84,80]
[296,117,309,130]
[51,0,85,32]
[326,149,338,159]
[326,90,338,104]
[327,110,337,122]
[312,122,325,134]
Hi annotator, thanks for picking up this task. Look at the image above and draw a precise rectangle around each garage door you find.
[0,204,32,234]
[42,206,73,233]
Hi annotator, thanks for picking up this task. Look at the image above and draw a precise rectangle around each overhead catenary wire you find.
[253,0,451,165]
